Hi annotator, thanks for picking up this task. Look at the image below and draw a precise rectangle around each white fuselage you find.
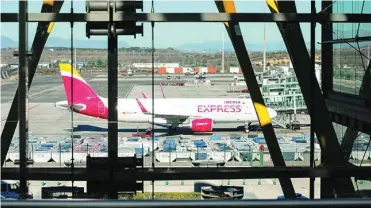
[98,97,276,125]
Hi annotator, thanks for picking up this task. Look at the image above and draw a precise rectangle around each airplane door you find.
[98,101,105,115]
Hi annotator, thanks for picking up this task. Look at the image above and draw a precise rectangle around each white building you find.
[9,64,18,69]
[38,62,50,68]
[132,63,180,68]
[229,67,241,73]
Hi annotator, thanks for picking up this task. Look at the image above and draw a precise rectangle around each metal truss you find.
[267,0,358,198]
[326,92,371,131]
[341,128,359,161]
[215,0,295,198]
[0,1,64,167]
[1,13,371,23]
[325,59,371,135]
[320,36,371,44]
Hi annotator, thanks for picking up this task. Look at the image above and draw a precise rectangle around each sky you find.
[0,0,370,49]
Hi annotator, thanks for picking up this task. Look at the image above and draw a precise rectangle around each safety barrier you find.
[5,149,370,165]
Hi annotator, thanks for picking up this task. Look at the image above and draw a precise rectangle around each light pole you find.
[293,89,297,122]
[289,89,297,122]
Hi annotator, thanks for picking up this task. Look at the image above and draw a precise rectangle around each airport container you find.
[239,151,253,161]
[230,135,241,140]
[135,148,144,154]
[59,143,71,149]
[100,146,108,152]
[253,137,266,144]
[216,143,228,151]
[293,138,307,143]
[229,67,241,73]
[210,135,221,141]
[166,67,175,73]
[200,67,208,73]
[292,137,306,143]
[207,67,217,73]
[163,139,176,151]
[175,67,183,73]
[282,152,295,161]
[194,140,207,148]
[247,134,258,139]
[28,139,38,144]
[147,136,160,141]
[35,147,51,152]
[127,137,140,142]
[157,67,166,74]
[40,143,54,148]
[195,152,208,160]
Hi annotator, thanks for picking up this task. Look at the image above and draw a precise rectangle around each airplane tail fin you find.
[141,92,149,99]
[136,98,149,114]
[58,63,107,118]
[159,82,166,98]
[59,63,100,105]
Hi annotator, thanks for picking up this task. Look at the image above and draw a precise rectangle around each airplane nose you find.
[268,108,277,118]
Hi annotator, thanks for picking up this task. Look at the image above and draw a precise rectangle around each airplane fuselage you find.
[97,97,275,124]
[56,63,277,131]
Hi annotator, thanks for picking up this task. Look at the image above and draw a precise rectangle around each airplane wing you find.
[135,98,192,122]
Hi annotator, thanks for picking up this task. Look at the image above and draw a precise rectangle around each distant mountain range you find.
[1,36,129,49]
[177,41,289,52]
[1,28,369,52]
[46,37,130,48]
[0,36,293,52]
[1,36,17,48]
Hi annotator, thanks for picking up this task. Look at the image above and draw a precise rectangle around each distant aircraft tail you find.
[141,92,149,99]
[58,63,108,119]
[159,82,166,98]
[136,98,149,114]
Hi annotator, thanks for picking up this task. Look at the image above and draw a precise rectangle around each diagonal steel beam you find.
[341,127,359,161]
[18,0,28,199]
[321,0,333,98]
[267,0,357,198]
[215,0,296,198]
[1,0,64,167]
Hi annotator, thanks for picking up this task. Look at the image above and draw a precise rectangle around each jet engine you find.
[187,118,213,132]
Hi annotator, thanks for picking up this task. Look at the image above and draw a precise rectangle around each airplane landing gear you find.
[244,122,251,133]
[167,124,176,135]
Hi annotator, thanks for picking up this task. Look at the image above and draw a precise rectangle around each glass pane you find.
[332,0,371,95]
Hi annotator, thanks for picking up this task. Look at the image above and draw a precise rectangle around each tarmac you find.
[2,73,304,135]
[0,73,336,200]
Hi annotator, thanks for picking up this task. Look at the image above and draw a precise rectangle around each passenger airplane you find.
[55,64,277,134]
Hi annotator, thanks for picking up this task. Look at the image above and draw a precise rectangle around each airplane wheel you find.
[167,127,174,135]
[244,123,250,133]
